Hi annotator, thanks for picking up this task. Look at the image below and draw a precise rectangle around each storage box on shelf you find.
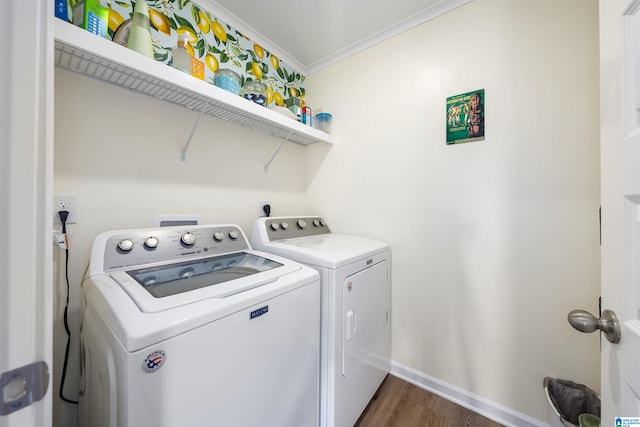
[53,19,333,154]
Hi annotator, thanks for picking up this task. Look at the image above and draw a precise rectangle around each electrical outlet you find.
[53,195,77,224]
[259,201,272,217]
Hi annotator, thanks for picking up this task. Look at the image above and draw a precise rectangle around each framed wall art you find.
[446,89,485,145]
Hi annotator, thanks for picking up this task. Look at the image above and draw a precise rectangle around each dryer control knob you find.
[319,219,326,226]
[213,231,224,242]
[229,230,239,240]
[118,239,134,252]
[297,219,307,229]
[281,222,289,230]
[313,219,320,227]
[270,223,279,231]
[144,236,159,249]
[181,232,196,246]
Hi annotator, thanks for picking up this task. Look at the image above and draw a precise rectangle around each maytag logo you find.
[250,306,269,319]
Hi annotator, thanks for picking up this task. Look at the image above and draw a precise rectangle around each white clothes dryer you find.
[79,224,321,427]
[251,216,391,427]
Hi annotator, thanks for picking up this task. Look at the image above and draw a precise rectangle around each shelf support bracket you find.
[180,100,209,161]
[264,131,293,173]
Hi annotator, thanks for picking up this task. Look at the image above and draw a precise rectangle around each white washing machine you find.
[251,216,391,427]
[79,224,321,427]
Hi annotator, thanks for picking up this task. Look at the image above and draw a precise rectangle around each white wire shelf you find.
[53,19,333,151]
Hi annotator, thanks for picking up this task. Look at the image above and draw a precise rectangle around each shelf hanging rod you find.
[180,99,209,161]
[264,131,293,173]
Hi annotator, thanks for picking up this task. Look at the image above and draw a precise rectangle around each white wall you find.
[52,69,310,426]
[304,0,600,423]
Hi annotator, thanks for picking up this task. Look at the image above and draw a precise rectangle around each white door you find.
[600,0,640,423]
[0,0,53,426]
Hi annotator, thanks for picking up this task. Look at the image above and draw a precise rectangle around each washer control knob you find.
[144,236,159,249]
[118,239,134,252]
[313,219,320,227]
[270,223,279,231]
[297,219,307,229]
[229,230,239,240]
[281,222,289,230]
[213,231,225,242]
[181,232,196,246]
[319,219,325,226]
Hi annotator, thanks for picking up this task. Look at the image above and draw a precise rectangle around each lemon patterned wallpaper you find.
[70,0,305,107]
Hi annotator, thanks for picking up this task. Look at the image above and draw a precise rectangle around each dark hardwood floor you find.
[355,375,505,427]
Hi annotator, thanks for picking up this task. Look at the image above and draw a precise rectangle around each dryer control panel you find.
[97,225,250,272]
[262,216,331,241]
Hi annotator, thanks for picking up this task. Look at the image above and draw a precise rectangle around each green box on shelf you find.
[285,97,302,116]
[72,0,109,38]
[285,97,301,108]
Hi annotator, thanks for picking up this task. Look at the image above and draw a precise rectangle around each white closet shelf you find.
[53,19,334,147]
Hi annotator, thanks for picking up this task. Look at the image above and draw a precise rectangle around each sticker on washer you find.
[142,350,166,373]
[250,305,269,319]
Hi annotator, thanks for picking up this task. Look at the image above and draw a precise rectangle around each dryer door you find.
[342,260,390,377]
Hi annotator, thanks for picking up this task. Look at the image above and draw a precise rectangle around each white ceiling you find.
[204,0,472,75]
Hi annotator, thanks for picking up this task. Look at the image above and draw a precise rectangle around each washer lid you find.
[125,251,283,298]
[109,250,302,313]
[253,234,389,269]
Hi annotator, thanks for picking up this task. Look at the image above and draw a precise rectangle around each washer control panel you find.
[264,216,331,241]
[101,225,249,272]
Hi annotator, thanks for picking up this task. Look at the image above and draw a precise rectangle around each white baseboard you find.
[390,361,549,427]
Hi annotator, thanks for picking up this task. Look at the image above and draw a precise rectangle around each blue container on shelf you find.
[315,112,332,134]
[55,0,69,21]
[213,69,241,95]
[241,81,268,106]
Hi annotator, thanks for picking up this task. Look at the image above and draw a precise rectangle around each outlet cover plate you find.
[53,195,77,224]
